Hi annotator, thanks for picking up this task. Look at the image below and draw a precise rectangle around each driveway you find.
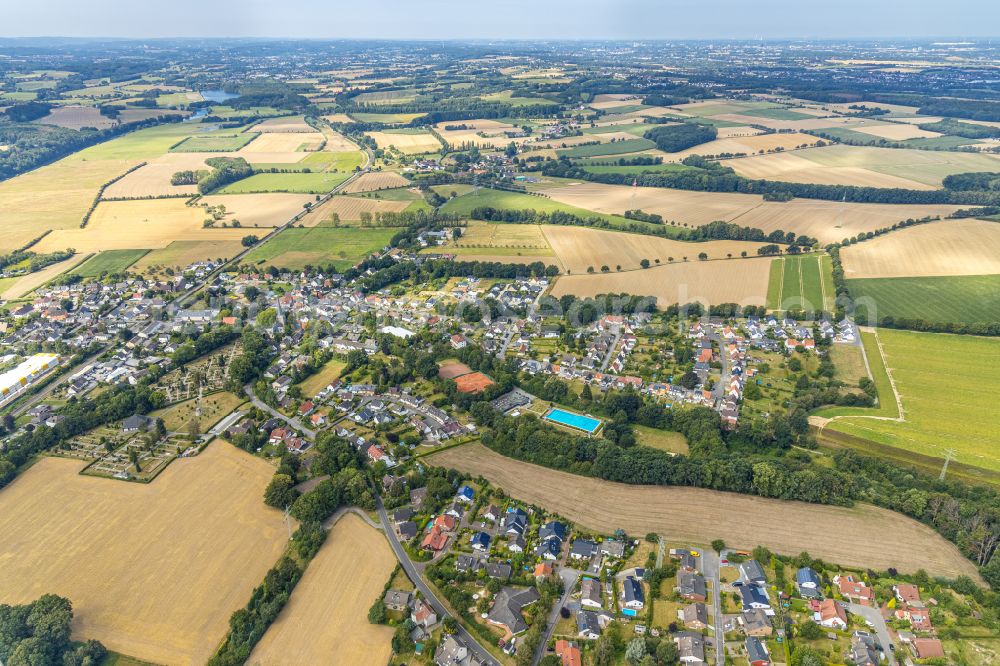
[848,603,897,666]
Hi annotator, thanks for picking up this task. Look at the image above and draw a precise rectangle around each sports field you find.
[430,443,979,578]
[848,275,1000,325]
[247,514,395,666]
[217,172,350,194]
[68,249,148,278]
[550,256,772,306]
[538,181,959,245]
[766,254,835,311]
[840,219,1000,279]
[826,330,1000,472]
[0,443,289,665]
[241,227,395,270]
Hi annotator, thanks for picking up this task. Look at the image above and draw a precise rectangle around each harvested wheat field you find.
[665,132,821,160]
[322,113,355,124]
[715,114,863,132]
[198,193,316,228]
[365,130,442,154]
[841,219,1000,278]
[0,443,289,665]
[542,225,770,273]
[33,198,247,253]
[250,116,314,132]
[297,194,410,225]
[131,240,245,273]
[458,220,552,250]
[342,171,411,193]
[431,444,980,579]
[551,255,772,305]
[849,122,943,141]
[715,125,766,139]
[320,127,360,151]
[102,152,217,198]
[0,253,91,300]
[247,513,394,666]
[727,151,934,189]
[436,119,530,148]
[34,105,115,130]
[540,182,959,244]
[240,131,324,153]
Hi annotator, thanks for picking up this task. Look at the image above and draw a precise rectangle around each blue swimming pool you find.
[544,408,603,434]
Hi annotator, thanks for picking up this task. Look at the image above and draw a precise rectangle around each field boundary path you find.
[374,494,500,666]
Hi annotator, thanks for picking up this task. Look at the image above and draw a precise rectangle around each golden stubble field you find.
[431,444,981,580]
[540,181,960,244]
[33,198,248,253]
[365,130,442,154]
[727,151,935,190]
[541,225,770,273]
[550,255,772,306]
[247,513,395,666]
[0,443,289,665]
[342,171,411,193]
[297,194,410,225]
[841,218,1000,278]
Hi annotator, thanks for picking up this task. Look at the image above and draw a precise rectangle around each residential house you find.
[678,572,707,602]
[456,485,475,503]
[488,586,540,635]
[835,575,874,606]
[745,637,770,666]
[815,599,847,629]
[397,521,418,540]
[421,526,448,552]
[580,578,603,608]
[555,640,582,666]
[680,602,709,630]
[912,638,945,660]
[410,486,428,510]
[434,514,458,532]
[599,540,626,559]
[534,562,554,581]
[622,576,645,610]
[486,562,513,581]
[483,504,502,522]
[539,520,566,543]
[796,567,822,598]
[740,609,773,637]
[576,610,602,639]
[433,634,480,666]
[570,539,597,561]
[849,633,880,666]
[738,583,771,612]
[536,539,560,561]
[740,560,767,583]
[675,633,705,665]
[384,589,411,612]
[470,532,491,552]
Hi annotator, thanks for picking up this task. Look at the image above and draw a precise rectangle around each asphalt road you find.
[243,383,317,439]
[702,550,725,666]
[375,494,500,666]
[531,567,581,666]
[848,602,897,666]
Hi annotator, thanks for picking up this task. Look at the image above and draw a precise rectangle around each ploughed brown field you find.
[0,442,289,665]
[430,444,981,580]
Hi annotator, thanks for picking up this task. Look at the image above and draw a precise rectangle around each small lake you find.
[199,89,239,103]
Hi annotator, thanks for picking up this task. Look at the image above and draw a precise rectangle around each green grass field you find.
[170,133,258,152]
[438,188,671,233]
[68,249,149,277]
[767,254,833,312]
[814,331,897,420]
[241,227,395,270]
[848,275,1000,325]
[556,138,656,158]
[577,163,698,175]
[349,112,426,124]
[251,150,364,173]
[825,329,1000,472]
[218,172,350,194]
[737,107,815,121]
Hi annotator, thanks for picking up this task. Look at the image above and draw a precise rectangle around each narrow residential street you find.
[598,328,623,372]
[375,495,500,666]
[848,603,897,666]
[702,550,726,666]
[531,567,581,666]
[243,382,317,439]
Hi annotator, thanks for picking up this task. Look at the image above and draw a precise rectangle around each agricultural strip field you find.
[550,256,772,306]
[238,132,324,153]
[0,443,289,665]
[34,105,116,130]
[541,225,769,273]
[296,194,410,225]
[848,275,1000,325]
[171,133,258,152]
[241,227,395,270]
[341,171,411,193]
[247,514,395,666]
[365,129,442,154]
[663,132,821,160]
[439,187,654,231]
[537,181,959,245]
[726,151,936,189]
[769,144,1000,187]
[840,219,1000,278]
[557,138,656,158]
[0,253,91,300]
[429,443,979,579]
[68,249,149,278]
[102,152,214,198]
[196,193,317,228]
[32,198,248,253]
[216,172,350,194]
[766,254,835,311]
[825,329,1000,473]
[130,240,246,273]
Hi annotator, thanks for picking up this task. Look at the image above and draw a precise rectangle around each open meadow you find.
[0,442,289,665]
[216,171,350,194]
[241,226,395,270]
[550,255,772,306]
[538,181,960,244]
[67,249,148,277]
[849,275,1000,326]
[246,513,396,666]
[429,443,980,579]
[826,329,1000,473]
[841,219,1000,278]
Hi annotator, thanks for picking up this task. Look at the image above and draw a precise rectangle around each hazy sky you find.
[5,1,998,40]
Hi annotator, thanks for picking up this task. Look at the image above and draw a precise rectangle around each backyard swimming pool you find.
[543,408,603,434]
